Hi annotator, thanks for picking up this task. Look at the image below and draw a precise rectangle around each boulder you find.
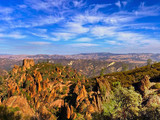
[4,96,35,117]
[146,95,160,106]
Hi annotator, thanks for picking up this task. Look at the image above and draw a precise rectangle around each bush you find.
[139,107,160,120]
[0,105,21,120]
[0,76,4,85]
[103,83,142,120]
[152,83,160,89]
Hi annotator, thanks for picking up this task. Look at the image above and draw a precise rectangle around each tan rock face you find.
[4,96,35,117]
[87,104,95,113]
[71,113,77,120]
[23,59,35,69]
[63,103,77,120]
[39,105,57,120]
[66,104,71,119]
[19,73,26,84]
[140,75,151,96]
[76,85,87,102]
[49,99,64,108]
[38,81,42,93]
[73,84,79,95]
[11,65,19,75]
[146,95,160,106]
[96,78,111,98]
[35,72,43,82]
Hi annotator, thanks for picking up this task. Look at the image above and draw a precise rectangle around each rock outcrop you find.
[139,75,156,97]
[2,59,113,120]
[146,95,160,106]
[4,96,35,117]
[23,59,35,70]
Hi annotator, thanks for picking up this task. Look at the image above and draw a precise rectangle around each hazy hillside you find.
[0,53,160,63]
[0,58,142,77]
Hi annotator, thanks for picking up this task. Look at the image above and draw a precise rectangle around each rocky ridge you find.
[0,59,112,120]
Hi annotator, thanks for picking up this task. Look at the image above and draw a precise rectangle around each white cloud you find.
[89,4,111,14]
[25,0,53,11]
[0,6,14,22]
[70,43,99,47]
[106,40,121,45]
[28,41,51,45]
[91,26,116,37]
[52,32,76,41]
[116,32,143,43]
[31,32,49,38]
[115,1,121,8]
[0,32,26,39]
[75,37,92,42]
[8,32,26,39]
[135,3,160,16]
[25,0,70,12]
[0,16,14,21]
[0,6,13,15]
[73,0,86,8]
[31,16,64,27]
[12,16,63,28]
[73,14,104,24]
[65,22,89,34]
[18,5,27,9]
[104,14,136,24]
[115,32,160,47]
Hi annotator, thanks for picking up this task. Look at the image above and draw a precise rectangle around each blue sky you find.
[0,0,160,54]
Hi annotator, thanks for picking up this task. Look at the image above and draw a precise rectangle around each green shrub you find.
[0,105,21,120]
[139,107,160,120]
[103,83,142,120]
[152,83,160,89]
[0,76,3,85]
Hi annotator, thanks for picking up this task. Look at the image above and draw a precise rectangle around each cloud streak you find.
[28,41,51,45]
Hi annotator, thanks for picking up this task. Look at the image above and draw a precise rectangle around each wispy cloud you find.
[135,2,160,16]
[73,0,86,8]
[0,32,26,39]
[115,1,121,8]
[52,32,76,41]
[91,26,117,38]
[70,43,99,47]
[18,5,27,9]
[0,6,14,15]
[65,22,89,34]
[75,37,93,42]
[0,6,14,22]
[11,15,64,28]
[28,41,51,45]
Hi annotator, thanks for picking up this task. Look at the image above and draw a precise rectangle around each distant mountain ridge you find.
[0,53,160,63]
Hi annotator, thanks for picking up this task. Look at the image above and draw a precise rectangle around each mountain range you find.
[0,53,158,77]
[0,53,159,63]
